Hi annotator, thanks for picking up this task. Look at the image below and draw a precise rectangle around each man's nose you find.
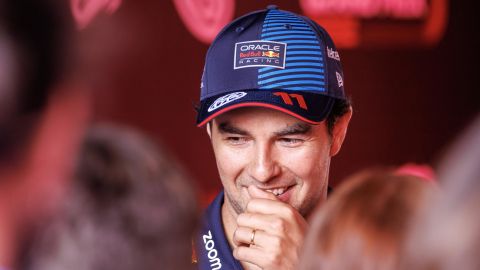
[247,143,280,183]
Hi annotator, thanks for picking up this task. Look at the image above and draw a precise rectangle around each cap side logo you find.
[234,40,286,69]
[336,72,344,88]
[327,47,340,61]
[208,92,247,112]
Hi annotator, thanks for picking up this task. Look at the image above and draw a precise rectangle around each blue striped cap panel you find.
[258,10,326,92]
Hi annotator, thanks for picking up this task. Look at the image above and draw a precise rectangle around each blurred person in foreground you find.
[25,124,198,270]
[0,1,91,269]
[193,5,352,270]
[401,114,480,270]
[298,170,434,270]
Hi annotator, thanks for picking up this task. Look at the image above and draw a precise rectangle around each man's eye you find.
[279,138,304,146]
[225,136,248,145]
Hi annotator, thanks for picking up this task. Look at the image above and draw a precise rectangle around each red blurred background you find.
[76,0,479,200]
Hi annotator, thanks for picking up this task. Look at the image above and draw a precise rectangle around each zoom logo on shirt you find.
[203,230,222,270]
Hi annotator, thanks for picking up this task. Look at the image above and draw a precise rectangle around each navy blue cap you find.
[196,6,346,127]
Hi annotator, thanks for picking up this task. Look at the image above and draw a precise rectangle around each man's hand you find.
[232,186,308,270]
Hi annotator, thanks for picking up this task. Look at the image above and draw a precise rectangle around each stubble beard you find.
[225,191,246,216]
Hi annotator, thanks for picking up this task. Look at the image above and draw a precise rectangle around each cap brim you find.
[196,90,335,127]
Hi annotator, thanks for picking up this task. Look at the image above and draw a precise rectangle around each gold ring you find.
[250,229,256,245]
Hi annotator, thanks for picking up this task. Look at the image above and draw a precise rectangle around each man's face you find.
[209,107,343,218]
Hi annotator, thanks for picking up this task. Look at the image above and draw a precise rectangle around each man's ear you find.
[330,107,352,157]
[206,122,212,139]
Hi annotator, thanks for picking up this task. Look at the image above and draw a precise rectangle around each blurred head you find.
[0,0,91,251]
[0,0,77,158]
[401,115,480,270]
[299,169,434,270]
[26,124,198,270]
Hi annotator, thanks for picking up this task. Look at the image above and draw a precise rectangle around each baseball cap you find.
[196,5,346,127]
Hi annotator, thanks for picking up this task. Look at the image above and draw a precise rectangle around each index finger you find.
[246,197,297,220]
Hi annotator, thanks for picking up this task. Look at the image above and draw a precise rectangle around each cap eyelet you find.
[235,26,244,33]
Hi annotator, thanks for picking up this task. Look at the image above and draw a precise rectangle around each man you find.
[194,5,352,270]
[0,1,91,269]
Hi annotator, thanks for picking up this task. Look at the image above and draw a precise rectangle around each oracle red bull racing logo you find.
[234,40,286,69]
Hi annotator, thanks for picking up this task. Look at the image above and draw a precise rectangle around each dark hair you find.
[0,0,74,159]
[326,97,352,135]
[26,124,198,270]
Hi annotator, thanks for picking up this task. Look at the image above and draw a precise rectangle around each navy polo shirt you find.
[195,191,244,270]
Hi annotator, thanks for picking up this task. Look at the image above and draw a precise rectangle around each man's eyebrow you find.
[217,122,249,135]
[274,123,312,136]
